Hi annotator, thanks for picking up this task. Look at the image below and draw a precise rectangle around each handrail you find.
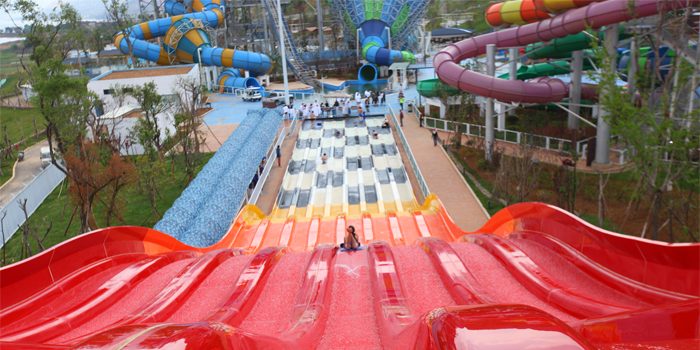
[229,123,289,232]
[388,104,430,198]
[249,125,288,204]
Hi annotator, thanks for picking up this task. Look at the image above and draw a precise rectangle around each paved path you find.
[198,123,238,152]
[255,120,299,215]
[0,139,49,208]
[400,113,489,232]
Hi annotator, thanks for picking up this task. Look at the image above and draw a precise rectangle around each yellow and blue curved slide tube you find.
[113,0,273,77]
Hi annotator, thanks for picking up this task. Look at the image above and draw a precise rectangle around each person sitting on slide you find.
[340,226,361,250]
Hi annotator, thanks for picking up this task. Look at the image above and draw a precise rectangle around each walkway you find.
[255,120,299,215]
[0,139,49,208]
[399,113,489,232]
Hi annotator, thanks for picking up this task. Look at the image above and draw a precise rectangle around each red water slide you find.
[0,199,697,349]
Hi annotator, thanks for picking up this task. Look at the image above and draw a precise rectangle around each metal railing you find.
[249,125,289,204]
[229,122,291,231]
[421,115,591,156]
[388,104,430,198]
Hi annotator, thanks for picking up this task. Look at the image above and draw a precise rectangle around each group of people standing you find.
[279,88,398,121]
[355,89,386,107]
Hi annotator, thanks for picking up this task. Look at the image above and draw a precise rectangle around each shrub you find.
[477,158,496,172]
[506,115,519,125]
[537,171,554,190]
[582,183,598,201]
[536,190,553,203]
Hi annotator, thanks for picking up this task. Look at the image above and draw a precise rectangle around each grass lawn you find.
[0,62,24,76]
[0,72,28,95]
[0,107,44,143]
[1,152,215,266]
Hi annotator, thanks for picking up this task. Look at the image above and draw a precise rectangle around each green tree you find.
[30,58,97,173]
[592,19,699,241]
[128,81,173,161]
[102,0,138,67]
[2,0,81,71]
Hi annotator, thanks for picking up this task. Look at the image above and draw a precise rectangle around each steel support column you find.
[568,50,583,128]
[594,23,618,165]
[486,44,495,161]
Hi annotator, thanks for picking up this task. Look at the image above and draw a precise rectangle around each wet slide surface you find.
[0,201,697,349]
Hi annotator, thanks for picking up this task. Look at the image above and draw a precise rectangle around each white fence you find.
[214,85,324,103]
[388,104,430,197]
[414,109,631,165]
[0,164,66,247]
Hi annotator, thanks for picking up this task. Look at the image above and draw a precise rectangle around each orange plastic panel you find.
[486,3,505,27]
[520,0,549,22]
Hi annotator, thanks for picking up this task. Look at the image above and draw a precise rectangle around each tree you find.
[2,0,82,72]
[172,77,207,187]
[128,81,173,161]
[592,9,699,241]
[30,58,97,174]
[88,28,106,65]
[102,0,138,67]
[63,143,136,233]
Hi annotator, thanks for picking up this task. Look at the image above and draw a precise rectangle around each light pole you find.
[220,6,228,48]
[197,48,205,89]
[277,0,290,104]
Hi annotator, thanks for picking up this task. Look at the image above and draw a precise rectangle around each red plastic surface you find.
[0,199,697,349]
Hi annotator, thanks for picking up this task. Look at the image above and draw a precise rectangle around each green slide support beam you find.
[416,78,461,98]
[498,59,594,80]
[525,28,630,59]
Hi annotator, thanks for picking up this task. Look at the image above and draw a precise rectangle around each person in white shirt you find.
[302,105,309,119]
[364,89,370,98]
[313,105,322,117]
[355,92,362,104]
[282,105,289,119]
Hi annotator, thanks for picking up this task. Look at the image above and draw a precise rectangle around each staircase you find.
[261,0,319,87]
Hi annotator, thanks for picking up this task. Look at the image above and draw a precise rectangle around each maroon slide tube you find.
[433,0,699,103]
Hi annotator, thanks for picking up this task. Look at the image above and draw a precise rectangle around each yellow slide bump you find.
[183,30,205,47]
[140,23,153,40]
[221,49,234,67]
[364,203,378,214]
[177,51,194,64]
[113,33,125,48]
[324,203,331,217]
[156,48,172,65]
[377,200,385,214]
[394,199,404,213]
[213,8,224,23]
[263,61,274,75]
[192,0,205,12]
[500,0,526,25]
